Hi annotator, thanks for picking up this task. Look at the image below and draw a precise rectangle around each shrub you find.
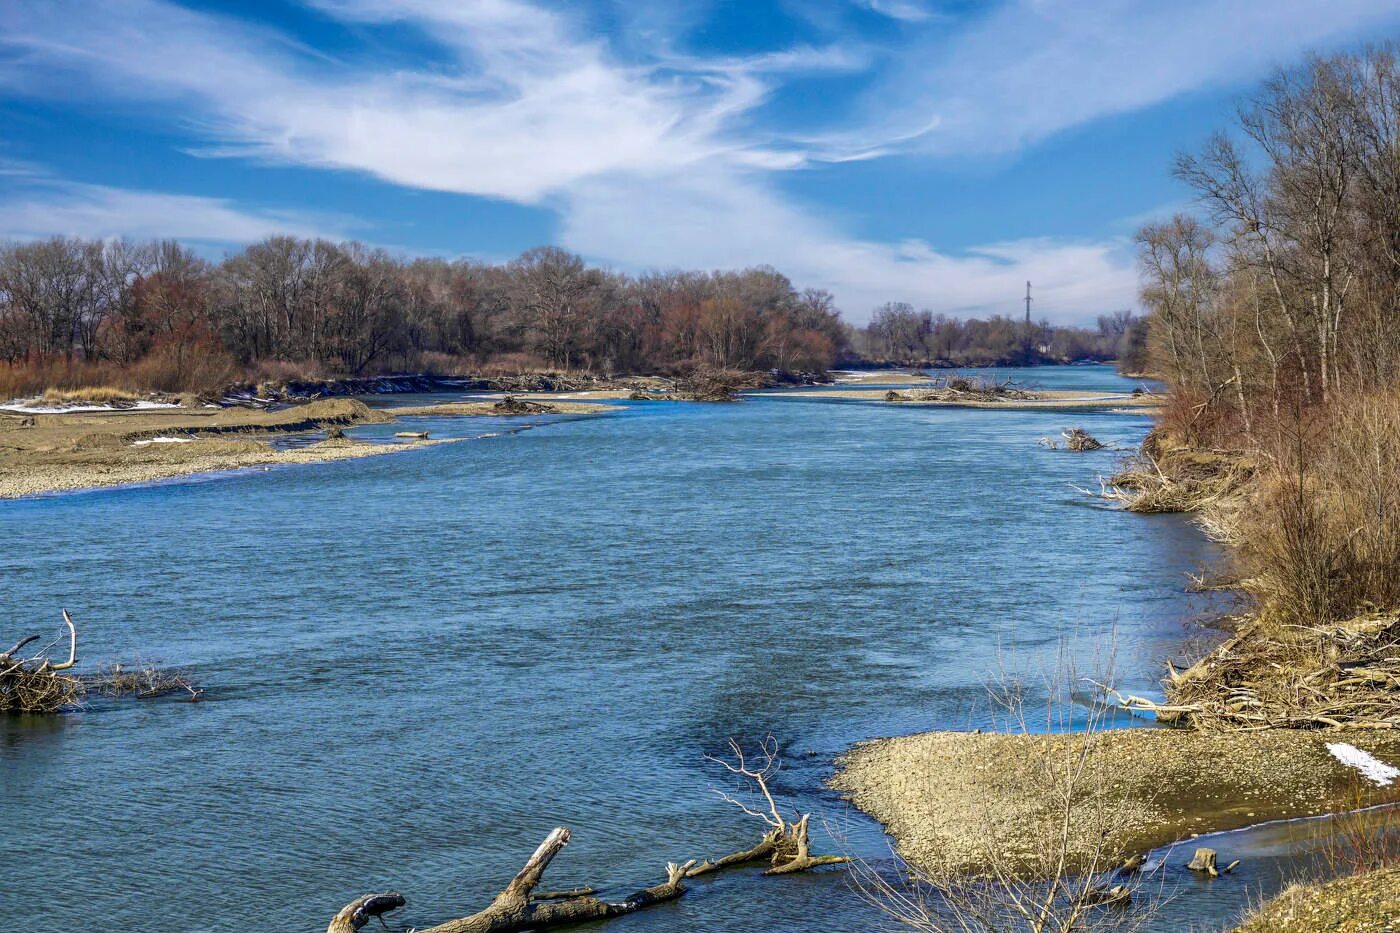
[1235,392,1400,624]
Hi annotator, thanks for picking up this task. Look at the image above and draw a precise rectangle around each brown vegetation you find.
[1106,44,1400,738]
[0,240,848,396]
[855,303,1145,368]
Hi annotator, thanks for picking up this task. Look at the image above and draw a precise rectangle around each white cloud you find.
[855,0,937,23]
[0,180,348,243]
[563,167,1137,323]
[3,0,1399,322]
[858,0,1400,157]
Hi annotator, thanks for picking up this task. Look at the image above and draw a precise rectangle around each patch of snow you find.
[1326,742,1400,786]
[1,399,182,414]
[131,436,194,446]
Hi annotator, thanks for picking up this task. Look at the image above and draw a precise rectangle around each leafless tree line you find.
[0,240,849,390]
[1140,43,1400,440]
[854,303,1145,369]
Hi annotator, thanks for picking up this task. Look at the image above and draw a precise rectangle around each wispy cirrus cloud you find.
[0,176,351,244]
[3,0,1400,322]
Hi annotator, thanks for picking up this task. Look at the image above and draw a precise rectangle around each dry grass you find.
[37,386,141,406]
[1161,612,1400,730]
[1104,393,1400,731]
[1104,437,1254,517]
[1231,865,1400,932]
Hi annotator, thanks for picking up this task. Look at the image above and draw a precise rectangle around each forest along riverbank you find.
[0,396,616,498]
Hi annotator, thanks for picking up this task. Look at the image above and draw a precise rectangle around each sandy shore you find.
[753,387,1160,411]
[834,728,1400,875]
[0,396,616,498]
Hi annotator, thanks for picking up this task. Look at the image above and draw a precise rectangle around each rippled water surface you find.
[1,366,1299,932]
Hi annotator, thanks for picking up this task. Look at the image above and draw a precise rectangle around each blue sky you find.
[2,1,1399,324]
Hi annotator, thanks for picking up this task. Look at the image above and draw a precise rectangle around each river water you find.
[0,366,1336,931]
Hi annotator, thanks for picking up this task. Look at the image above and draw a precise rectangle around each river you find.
[0,366,1334,931]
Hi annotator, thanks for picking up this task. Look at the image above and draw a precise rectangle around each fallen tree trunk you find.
[328,828,694,933]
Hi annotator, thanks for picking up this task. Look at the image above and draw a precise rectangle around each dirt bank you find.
[1231,865,1400,931]
[834,728,1400,875]
[0,396,615,499]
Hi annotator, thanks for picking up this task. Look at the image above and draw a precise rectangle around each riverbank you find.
[834,728,1400,876]
[834,405,1400,927]
[0,397,617,498]
[1233,865,1400,930]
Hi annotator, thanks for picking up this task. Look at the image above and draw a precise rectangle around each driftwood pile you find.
[328,736,846,932]
[492,396,556,415]
[1103,441,1254,515]
[887,375,1038,404]
[1061,427,1104,451]
[0,613,80,712]
[1097,612,1400,731]
[1040,427,1105,451]
[1,611,199,713]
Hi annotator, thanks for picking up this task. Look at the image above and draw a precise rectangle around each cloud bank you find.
[3,0,1399,322]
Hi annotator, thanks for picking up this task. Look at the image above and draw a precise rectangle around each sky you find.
[2,1,1399,325]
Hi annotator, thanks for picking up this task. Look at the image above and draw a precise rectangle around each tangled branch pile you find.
[2,611,199,712]
[1142,614,1400,731]
[1103,434,1254,516]
[1,613,81,713]
[887,375,1039,404]
[90,661,202,701]
[1061,428,1104,451]
[492,396,555,414]
[1043,427,1106,451]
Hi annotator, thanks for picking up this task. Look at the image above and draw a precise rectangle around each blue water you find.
[0,365,1297,932]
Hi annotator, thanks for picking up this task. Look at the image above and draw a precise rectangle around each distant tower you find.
[1024,281,1032,326]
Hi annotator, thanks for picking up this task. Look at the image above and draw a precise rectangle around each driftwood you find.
[1092,610,1400,732]
[328,828,693,933]
[328,737,846,933]
[703,736,850,875]
[493,396,554,414]
[2,611,200,712]
[1061,427,1104,451]
[1,610,81,712]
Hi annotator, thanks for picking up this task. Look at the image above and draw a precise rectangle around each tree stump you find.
[1186,847,1238,877]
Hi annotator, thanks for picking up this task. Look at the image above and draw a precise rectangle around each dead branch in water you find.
[2,611,200,712]
[1,610,83,712]
[327,735,846,932]
[702,735,850,874]
[328,828,694,933]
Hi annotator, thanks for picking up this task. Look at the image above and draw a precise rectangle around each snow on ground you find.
[0,400,182,414]
[1327,742,1400,786]
[131,437,195,446]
